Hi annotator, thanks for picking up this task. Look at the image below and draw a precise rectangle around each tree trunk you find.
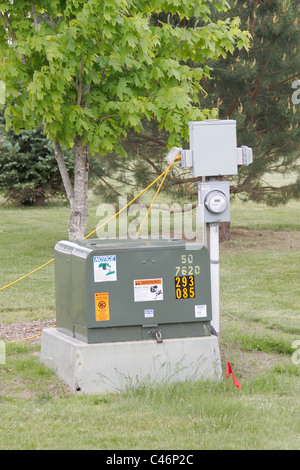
[53,138,90,240]
[34,193,46,207]
[219,222,231,242]
[53,140,74,204]
[68,137,90,240]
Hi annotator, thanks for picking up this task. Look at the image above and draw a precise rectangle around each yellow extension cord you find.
[2,157,180,343]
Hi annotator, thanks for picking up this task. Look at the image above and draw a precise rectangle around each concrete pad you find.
[40,328,222,394]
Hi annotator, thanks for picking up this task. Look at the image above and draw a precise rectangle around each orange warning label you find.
[95,292,110,321]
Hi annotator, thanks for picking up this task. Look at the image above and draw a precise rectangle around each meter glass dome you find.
[204,190,228,214]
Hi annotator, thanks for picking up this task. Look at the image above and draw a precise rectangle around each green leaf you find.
[0,81,5,105]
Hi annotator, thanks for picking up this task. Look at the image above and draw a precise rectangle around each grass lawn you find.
[0,189,299,450]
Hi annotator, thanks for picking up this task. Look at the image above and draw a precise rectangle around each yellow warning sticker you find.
[95,292,110,321]
[133,278,163,302]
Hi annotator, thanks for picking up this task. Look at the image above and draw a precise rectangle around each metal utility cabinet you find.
[54,238,212,344]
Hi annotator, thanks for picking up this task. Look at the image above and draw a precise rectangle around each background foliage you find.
[92,0,300,207]
[0,110,73,206]
[204,0,300,205]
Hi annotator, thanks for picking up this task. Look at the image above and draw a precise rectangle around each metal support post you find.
[209,222,220,336]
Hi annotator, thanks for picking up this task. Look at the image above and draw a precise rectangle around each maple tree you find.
[0,0,249,239]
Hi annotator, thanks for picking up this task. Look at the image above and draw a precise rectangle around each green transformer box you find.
[54,238,212,344]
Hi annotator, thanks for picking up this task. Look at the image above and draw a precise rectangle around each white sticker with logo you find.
[144,309,154,318]
[195,305,207,318]
[93,255,117,282]
[134,279,163,302]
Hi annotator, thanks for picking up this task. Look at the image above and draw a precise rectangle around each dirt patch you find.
[0,318,56,344]
[221,229,300,253]
[220,344,292,381]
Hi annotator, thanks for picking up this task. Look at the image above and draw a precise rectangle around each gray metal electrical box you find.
[198,181,230,223]
[189,120,238,177]
[54,238,213,344]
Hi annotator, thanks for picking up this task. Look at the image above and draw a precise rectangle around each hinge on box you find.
[180,150,193,168]
[237,146,253,166]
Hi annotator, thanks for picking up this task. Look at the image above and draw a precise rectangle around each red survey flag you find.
[226,362,241,389]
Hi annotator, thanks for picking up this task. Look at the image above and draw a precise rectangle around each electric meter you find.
[198,181,230,223]
[204,190,228,214]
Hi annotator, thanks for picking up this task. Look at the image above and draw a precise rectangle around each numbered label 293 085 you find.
[174,275,195,300]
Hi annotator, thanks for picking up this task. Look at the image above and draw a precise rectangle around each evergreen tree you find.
[0,111,73,206]
[204,0,300,205]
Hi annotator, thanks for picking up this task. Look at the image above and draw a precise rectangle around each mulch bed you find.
[0,318,56,344]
